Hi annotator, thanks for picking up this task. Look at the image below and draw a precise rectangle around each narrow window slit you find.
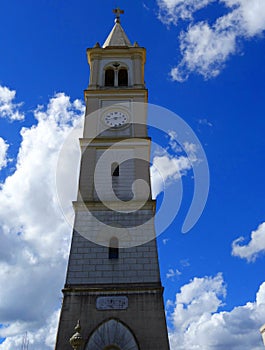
[109,237,119,259]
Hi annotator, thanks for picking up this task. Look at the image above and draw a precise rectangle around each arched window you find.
[109,237,119,259]
[118,69,128,87]
[105,69,115,86]
[111,162,119,177]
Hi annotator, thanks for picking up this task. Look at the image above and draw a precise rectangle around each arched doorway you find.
[85,319,139,350]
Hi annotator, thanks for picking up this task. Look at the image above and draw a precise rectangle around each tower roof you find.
[103,9,132,49]
[103,21,132,48]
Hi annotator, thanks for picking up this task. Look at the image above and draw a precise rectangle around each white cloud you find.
[167,268,182,279]
[150,135,198,198]
[168,130,182,152]
[171,20,237,81]
[157,0,265,81]
[168,274,265,349]
[0,137,9,170]
[0,310,60,350]
[157,0,215,24]
[232,222,265,262]
[151,153,193,197]
[222,0,265,37]
[0,85,24,120]
[0,92,84,349]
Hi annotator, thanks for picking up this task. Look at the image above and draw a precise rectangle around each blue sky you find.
[0,1,265,349]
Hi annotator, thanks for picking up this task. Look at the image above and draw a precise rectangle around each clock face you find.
[104,111,128,128]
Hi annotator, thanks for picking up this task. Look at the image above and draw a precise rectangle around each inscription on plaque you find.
[96,296,128,310]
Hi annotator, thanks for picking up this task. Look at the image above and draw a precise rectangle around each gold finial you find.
[113,7,124,23]
[69,320,84,350]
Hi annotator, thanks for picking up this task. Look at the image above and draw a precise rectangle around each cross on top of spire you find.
[113,7,124,23]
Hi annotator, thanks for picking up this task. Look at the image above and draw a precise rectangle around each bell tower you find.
[54,9,170,350]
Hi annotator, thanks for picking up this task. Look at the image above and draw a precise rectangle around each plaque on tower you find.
[96,296,128,310]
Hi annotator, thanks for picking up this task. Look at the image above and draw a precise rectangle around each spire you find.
[102,8,132,48]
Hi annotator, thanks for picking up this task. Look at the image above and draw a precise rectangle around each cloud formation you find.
[150,130,198,198]
[0,91,84,349]
[232,222,265,262]
[166,268,182,279]
[0,310,60,350]
[157,0,215,24]
[0,137,9,170]
[168,273,265,349]
[0,85,24,120]
[157,0,265,81]
[0,86,263,350]
[0,89,200,348]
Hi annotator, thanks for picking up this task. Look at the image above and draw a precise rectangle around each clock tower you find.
[54,9,170,350]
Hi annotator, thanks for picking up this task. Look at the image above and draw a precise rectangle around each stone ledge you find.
[63,282,163,293]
